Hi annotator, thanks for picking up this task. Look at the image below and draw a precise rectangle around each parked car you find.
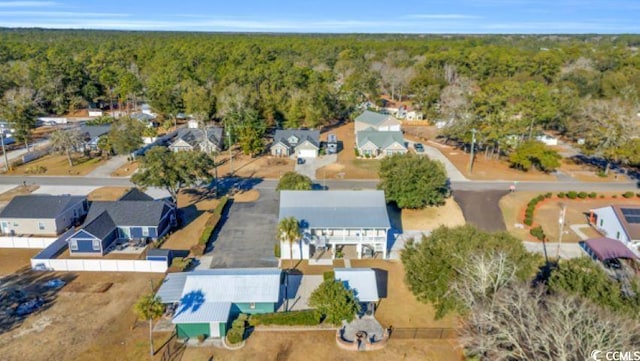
[414,143,425,153]
[297,158,305,165]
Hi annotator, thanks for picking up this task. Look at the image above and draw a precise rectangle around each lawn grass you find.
[8,154,105,176]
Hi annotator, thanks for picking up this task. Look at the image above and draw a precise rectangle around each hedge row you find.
[248,310,322,327]
[524,192,552,226]
[192,196,229,255]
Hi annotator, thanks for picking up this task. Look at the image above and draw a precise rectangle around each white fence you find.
[31,258,167,273]
[30,229,167,273]
[0,236,58,248]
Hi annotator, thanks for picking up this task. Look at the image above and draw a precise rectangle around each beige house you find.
[354,110,401,133]
[271,129,320,158]
[168,126,224,154]
[356,129,407,158]
[0,195,88,236]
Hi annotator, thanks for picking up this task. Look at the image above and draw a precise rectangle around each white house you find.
[590,205,640,252]
[278,190,391,260]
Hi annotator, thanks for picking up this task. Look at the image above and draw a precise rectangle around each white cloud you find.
[0,1,57,7]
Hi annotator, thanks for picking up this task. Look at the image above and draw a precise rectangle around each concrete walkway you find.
[422,141,469,182]
[523,241,586,259]
[569,224,591,240]
[295,154,337,180]
[85,155,129,178]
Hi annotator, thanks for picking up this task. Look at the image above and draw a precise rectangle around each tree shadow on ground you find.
[0,268,77,335]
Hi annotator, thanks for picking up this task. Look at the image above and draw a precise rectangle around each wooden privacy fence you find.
[389,328,458,339]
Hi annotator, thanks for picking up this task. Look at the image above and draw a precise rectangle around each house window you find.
[70,240,78,251]
[249,302,256,310]
[13,222,18,227]
[600,219,603,227]
[92,239,101,251]
[616,231,620,240]
[142,227,149,237]
[38,222,45,230]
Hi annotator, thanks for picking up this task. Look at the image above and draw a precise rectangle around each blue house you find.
[67,189,176,255]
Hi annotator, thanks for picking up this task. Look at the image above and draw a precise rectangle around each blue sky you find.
[0,0,638,33]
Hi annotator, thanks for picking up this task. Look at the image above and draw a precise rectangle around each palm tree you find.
[49,129,83,166]
[277,216,301,269]
[134,293,165,359]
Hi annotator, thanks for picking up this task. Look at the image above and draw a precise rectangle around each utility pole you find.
[0,132,8,172]
[555,203,567,260]
[467,128,477,174]
[226,128,233,175]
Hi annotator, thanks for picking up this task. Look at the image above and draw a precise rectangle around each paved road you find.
[207,189,279,268]
[0,174,637,193]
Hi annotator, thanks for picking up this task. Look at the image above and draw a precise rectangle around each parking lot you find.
[207,189,280,268]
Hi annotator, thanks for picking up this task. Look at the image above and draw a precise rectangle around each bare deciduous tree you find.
[454,253,640,361]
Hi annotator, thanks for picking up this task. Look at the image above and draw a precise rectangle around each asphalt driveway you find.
[453,190,508,232]
[207,189,279,268]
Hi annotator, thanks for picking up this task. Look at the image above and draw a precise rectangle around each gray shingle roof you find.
[77,125,111,140]
[354,110,396,127]
[356,129,405,149]
[0,195,86,219]
[171,127,224,149]
[273,129,320,149]
[82,211,117,240]
[279,191,391,229]
[118,188,154,201]
[84,200,170,227]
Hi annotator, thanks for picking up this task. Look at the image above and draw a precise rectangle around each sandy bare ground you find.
[87,187,131,201]
[232,189,260,203]
[401,198,465,230]
[180,331,463,361]
[0,272,164,361]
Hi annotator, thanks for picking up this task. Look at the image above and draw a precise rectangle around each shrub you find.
[566,191,578,199]
[213,196,228,215]
[637,193,640,198]
[273,242,281,258]
[596,170,607,178]
[25,165,47,174]
[169,257,192,272]
[577,191,588,199]
[612,195,618,198]
[588,192,597,199]
[524,216,533,226]
[545,192,552,199]
[248,310,322,327]
[323,271,335,281]
[557,192,565,198]
[354,149,360,157]
[199,225,215,245]
[622,191,635,199]
[232,318,246,329]
[530,226,545,241]
[196,334,206,343]
[226,328,243,344]
[600,195,606,199]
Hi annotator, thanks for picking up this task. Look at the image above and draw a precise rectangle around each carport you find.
[582,237,638,262]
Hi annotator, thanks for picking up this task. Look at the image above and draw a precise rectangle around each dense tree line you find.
[1,30,639,164]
